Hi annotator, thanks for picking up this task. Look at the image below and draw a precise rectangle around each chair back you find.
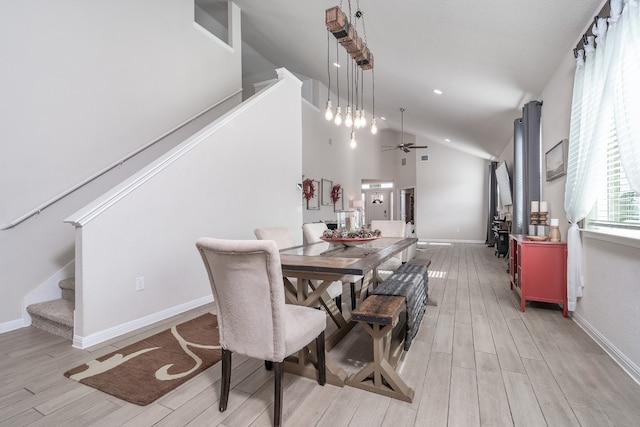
[370,220,406,238]
[196,238,287,361]
[370,220,415,263]
[254,227,296,249]
[405,222,417,260]
[302,223,328,244]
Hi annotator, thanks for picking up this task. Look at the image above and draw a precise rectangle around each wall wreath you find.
[331,184,342,204]
[302,178,316,201]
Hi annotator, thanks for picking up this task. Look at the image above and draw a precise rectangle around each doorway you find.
[361,181,395,224]
[366,190,392,222]
[400,188,415,224]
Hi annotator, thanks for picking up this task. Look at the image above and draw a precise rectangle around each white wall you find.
[539,53,575,240]
[300,96,489,242]
[579,235,640,378]
[67,70,302,346]
[0,0,242,329]
[1,0,242,223]
[300,94,390,226]
[415,140,489,242]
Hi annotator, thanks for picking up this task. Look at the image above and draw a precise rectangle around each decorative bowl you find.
[526,235,549,241]
[320,236,381,246]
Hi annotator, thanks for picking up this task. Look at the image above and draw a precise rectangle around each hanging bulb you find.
[350,131,357,149]
[334,106,342,126]
[370,117,378,135]
[324,100,333,121]
[345,106,353,127]
[361,111,367,127]
[354,110,361,129]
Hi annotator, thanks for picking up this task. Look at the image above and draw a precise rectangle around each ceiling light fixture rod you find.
[400,107,405,145]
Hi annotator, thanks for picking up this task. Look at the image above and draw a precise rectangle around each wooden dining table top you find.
[279,236,417,277]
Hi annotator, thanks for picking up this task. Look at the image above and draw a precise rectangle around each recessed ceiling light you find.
[433,89,443,95]
[445,138,451,142]
[380,116,386,120]
[333,62,341,68]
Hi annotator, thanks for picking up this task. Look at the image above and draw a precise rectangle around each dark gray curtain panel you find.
[513,100,542,235]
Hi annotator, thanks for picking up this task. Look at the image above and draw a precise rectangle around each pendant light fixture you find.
[370,69,377,134]
[325,1,375,147]
[324,30,334,121]
[333,39,342,126]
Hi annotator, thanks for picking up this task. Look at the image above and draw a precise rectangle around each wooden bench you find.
[404,257,437,306]
[347,294,415,402]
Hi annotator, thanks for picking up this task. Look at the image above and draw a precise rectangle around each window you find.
[586,125,640,236]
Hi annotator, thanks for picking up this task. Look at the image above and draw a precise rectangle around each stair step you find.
[27,299,74,341]
[59,278,75,302]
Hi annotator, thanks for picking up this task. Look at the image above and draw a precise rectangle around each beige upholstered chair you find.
[302,222,365,310]
[196,238,326,427]
[405,222,417,261]
[254,226,297,250]
[301,222,330,246]
[255,226,344,311]
[370,220,414,270]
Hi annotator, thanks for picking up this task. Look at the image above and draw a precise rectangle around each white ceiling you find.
[216,0,603,160]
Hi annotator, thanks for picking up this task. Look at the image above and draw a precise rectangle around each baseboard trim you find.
[72,295,214,349]
[0,318,29,334]
[572,311,640,386]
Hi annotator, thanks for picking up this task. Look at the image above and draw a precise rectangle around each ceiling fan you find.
[382,108,428,153]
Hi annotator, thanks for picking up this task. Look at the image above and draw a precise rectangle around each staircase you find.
[26,278,75,340]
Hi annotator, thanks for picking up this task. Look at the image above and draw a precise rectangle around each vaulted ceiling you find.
[212,0,603,160]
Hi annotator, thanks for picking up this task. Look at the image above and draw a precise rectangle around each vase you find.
[549,225,561,242]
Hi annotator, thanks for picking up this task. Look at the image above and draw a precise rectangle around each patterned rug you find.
[64,313,221,405]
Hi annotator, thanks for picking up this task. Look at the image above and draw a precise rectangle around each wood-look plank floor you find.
[2,243,640,426]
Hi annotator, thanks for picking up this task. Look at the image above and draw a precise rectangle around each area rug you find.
[64,312,221,405]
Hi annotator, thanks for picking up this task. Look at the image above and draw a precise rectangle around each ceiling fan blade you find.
[411,145,429,149]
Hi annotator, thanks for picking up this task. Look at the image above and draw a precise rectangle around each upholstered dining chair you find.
[404,221,417,261]
[254,226,297,250]
[196,238,326,427]
[254,226,344,311]
[302,222,366,310]
[369,220,413,271]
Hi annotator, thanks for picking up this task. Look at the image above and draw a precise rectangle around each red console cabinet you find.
[509,234,568,317]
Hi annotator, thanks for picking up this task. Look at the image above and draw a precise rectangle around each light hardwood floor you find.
[2,242,640,426]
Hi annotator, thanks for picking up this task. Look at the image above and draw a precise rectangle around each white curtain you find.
[564,29,609,311]
[613,0,640,194]
[564,49,587,312]
[564,0,640,311]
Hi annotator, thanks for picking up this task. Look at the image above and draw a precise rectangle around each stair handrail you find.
[0,88,243,231]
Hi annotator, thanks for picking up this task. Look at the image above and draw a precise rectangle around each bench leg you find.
[346,323,414,403]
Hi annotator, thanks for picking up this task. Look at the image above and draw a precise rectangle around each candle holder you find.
[549,225,561,242]
[538,211,548,226]
[530,211,539,225]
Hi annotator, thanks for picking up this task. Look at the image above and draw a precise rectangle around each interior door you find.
[366,190,392,222]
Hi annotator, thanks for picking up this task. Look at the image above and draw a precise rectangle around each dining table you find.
[278,236,418,386]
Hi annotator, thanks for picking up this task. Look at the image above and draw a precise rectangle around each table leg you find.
[282,278,353,386]
[284,344,348,387]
